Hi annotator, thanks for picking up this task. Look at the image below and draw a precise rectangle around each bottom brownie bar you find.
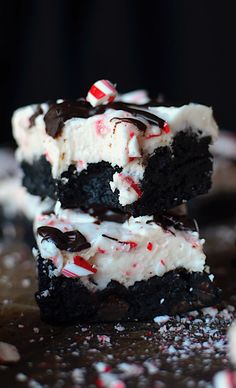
[35,256,220,323]
[33,204,220,323]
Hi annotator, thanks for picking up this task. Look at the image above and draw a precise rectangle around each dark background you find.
[0,1,235,144]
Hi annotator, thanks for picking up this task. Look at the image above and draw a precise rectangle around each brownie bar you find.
[21,131,212,216]
[35,256,220,323]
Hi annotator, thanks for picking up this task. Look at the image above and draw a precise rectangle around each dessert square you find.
[13,90,218,216]
[33,204,220,323]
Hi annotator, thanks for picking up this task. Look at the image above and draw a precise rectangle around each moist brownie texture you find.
[21,131,212,216]
[35,257,220,323]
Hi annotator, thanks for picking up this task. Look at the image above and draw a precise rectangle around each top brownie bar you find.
[12,83,218,216]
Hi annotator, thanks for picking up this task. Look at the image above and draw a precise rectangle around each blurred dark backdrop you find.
[0,1,236,144]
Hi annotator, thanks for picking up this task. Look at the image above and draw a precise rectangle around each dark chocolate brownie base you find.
[35,255,220,324]
[21,131,212,216]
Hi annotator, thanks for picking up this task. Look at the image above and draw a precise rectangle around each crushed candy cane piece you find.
[163,122,171,134]
[61,257,97,278]
[147,242,153,251]
[73,256,97,273]
[0,342,20,364]
[97,335,111,345]
[121,241,137,249]
[154,315,170,324]
[213,370,236,388]
[122,175,142,198]
[94,361,112,373]
[86,80,117,107]
[128,135,141,158]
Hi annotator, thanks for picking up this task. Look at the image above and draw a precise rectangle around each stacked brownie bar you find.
[12,80,220,323]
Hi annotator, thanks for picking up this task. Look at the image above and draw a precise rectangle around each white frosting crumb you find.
[209,274,214,282]
[110,172,140,205]
[16,373,27,382]
[154,315,170,324]
[202,307,218,318]
[0,342,20,363]
[71,368,85,384]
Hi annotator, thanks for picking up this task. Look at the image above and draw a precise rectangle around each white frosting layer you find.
[12,94,218,206]
[34,203,206,291]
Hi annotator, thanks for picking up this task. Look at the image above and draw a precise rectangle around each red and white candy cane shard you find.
[128,135,141,158]
[122,175,143,198]
[73,255,97,274]
[86,80,117,107]
[163,122,171,134]
[213,370,236,388]
[61,257,97,278]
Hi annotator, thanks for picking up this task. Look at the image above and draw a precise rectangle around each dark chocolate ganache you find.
[37,226,91,252]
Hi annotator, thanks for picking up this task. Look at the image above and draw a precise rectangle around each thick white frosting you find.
[12,93,218,206]
[34,203,206,291]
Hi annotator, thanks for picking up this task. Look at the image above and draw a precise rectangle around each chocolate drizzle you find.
[86,205,196,234]
[110,117,147,131]
[148,214,198,233]
[29,105,43,128]
[37,226,91,252]
[44,99,165,138]
[102,234,119,242]
[86,206,129,224]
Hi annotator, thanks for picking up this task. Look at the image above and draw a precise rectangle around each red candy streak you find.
[147,242,153,251]
[61,269,78,278]
[163,122,171,134]
[95,377,105,388]
[97,248,106,254]
[145,121,170,139]
[73,256,97,274]
[122,175,142,198]
[90,84,107,100]
[44,151,52,164]
[122,241,137,249]
[145,133,161,139]
[47,220,55,226]
[227,371,236,387]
